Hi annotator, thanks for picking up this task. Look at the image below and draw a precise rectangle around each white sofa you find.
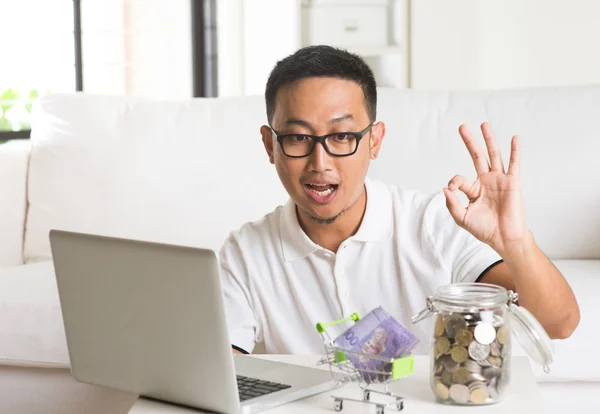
[1,85,599,413]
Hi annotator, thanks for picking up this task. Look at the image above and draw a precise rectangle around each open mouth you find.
[304,183,339,203]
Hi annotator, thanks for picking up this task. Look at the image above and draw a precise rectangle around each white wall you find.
[216,0,244,97]
[1,0,76,93]
[217,0,303,97]
[411,0,600,90]
[81,0,193,99]
[218,0,410,97]
[242,0,302,96]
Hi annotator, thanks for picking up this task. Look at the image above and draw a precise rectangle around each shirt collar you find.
[280,177,394,262]
[280,198,320,262]
[352,178,394,242]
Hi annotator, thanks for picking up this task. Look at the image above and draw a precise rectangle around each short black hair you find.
[265,45,377,125]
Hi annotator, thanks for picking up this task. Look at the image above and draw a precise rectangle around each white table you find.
[128,355,542,413]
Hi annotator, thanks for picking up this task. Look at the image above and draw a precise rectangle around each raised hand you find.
[443,122,528,256]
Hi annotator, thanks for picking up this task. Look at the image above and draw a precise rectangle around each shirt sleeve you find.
[424,192,503,283]
[219,236,260,354]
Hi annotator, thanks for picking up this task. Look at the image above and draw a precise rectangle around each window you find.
[0,0,82,140]
[0,0,216,143]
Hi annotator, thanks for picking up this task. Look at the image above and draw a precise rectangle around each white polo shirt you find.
[219,178,502,355]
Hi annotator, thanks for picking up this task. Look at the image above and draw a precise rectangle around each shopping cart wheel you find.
[396,400,404,411]
[363,390,371,401]
[376,405,385,414]
[334,399,343,412]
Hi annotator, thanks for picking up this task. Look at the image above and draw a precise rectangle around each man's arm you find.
[443,122,580,340]
[220,237,260,356]
[479,231,580,339]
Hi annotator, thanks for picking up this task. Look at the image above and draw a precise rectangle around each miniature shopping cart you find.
[316,313,415,414]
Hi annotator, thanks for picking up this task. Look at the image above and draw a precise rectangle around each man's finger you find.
[507,135,520,176]
[481,122,505,173]
[447,174,477,197]
[459,124,490,175]
[443,188,466,227]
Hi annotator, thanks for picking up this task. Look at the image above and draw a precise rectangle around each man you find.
[220,45,580,356]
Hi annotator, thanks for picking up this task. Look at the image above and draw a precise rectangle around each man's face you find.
[261,77,385,223]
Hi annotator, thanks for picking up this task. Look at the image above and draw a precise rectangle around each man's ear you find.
[261,125,275,164]
[369,122,386,160]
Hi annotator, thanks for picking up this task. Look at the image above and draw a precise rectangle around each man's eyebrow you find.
[284,118,313,128]
[329,114,354,124]
[285,114,354,128]
[282,114,354,130]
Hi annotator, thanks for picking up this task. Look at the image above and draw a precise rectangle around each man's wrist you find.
[498,230,537,264]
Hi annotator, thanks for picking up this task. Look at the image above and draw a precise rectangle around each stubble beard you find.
[308,208,346,225]
[301,189,363,225]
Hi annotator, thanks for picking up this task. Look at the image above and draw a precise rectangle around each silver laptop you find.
[49,230,338,414]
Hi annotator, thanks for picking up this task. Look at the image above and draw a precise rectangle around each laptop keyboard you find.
[236,375,292,402]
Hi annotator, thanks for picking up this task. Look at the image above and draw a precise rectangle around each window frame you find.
[0,0,83,140]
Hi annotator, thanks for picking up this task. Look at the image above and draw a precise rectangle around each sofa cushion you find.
[26,93,289,263]
[0,261,68,367]
[0,258,597,383]
[512,260,600,381]
[0,365,137,414]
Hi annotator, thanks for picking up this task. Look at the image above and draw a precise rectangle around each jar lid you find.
[507,303,554,371]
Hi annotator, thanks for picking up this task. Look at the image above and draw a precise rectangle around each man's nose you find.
[307,140,333,172]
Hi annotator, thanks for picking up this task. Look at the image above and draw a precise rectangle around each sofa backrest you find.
[25,86,600,263]
[0,140,31,268]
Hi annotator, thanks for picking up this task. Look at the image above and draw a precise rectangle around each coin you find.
[489,377,500,399]
[501,343,510,358]
[478,358,493,367]
[455,329,474,347]
[442,354,459,372]
[474,322,496,345]
[463,313,478,322]
[433,359,444,375]
[442,370,453,386]
[470,386,489,404]
[449,384,470,403]
[445,314,467,338]
[468,380,487,391]
[464,359,483,374]
[451,346,468,363]
[468,341,490,361]
[489,341,500,357]
[488,356,502,367]
[482,366,502,380]
[435,382,449,400]
[452,367,471,384]
[436,337,451,355]
[497,326,509,345]
[435,315,446,337]
[469,373,487,383]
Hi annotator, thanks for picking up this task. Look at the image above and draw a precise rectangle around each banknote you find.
[334,307,419,381]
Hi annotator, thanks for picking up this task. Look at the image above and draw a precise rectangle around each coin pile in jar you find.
[431,311,510,405]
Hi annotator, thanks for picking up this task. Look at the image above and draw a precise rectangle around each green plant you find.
[0,88,42,132]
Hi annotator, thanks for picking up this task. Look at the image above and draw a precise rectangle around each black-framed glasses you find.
[270,122,374,158]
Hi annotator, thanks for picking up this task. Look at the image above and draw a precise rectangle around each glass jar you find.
[412,283,553,406]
